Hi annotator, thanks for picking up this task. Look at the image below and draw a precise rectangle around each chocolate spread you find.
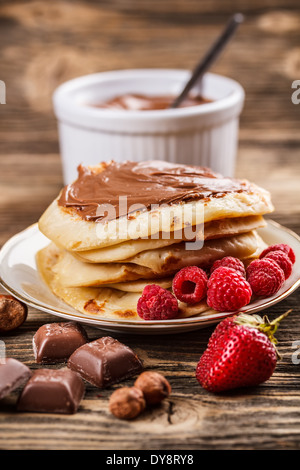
[90,94,211,111]
[58,161,251,223]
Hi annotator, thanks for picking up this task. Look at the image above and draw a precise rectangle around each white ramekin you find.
[53,69,245,183]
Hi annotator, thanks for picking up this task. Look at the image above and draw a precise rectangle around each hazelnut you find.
[134,371,171,405]
[0,295,28,333]
[109,386,146,420]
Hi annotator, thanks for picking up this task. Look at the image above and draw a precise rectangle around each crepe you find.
[73,215,266,264]
[53,251,155,287]
[36,243,215,320]
[46,231,266,288]
[38,161,273,252]
[127,231,266,272]
[100,278,173,292]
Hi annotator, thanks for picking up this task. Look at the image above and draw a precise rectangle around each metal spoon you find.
[169,13,244,109]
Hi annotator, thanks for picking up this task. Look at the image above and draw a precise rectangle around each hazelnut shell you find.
[134,371,171,405]
[0,295,28,333]
[109,386,146,420]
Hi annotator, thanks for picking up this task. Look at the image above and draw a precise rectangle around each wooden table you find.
[0,0,300,450]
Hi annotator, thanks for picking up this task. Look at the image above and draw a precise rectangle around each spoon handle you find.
[169,13,244,109]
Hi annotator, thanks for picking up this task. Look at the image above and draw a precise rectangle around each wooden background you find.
[0,0,300,450]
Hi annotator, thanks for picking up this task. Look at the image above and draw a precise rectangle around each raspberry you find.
[172,266,208,304]
[207,267,252,312]
[210,256,246,278]
[246,258,285,297]
[260,244,295,264]
[263,250,293,279]
[137,285,178,321]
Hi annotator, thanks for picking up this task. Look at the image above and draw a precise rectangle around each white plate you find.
[0,221,299,334]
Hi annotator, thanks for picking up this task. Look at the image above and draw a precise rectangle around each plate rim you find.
[0,219,300,328]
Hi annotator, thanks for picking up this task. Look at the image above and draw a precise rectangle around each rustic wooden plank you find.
[0,0,299,151]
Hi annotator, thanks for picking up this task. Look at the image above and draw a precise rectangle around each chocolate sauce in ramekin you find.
[89,93,212,111]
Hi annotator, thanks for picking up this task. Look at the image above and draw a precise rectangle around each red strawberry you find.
[196,310,291,393]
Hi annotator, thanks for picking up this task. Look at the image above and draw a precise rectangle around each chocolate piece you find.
[91,93,212,111]
[17,368,85,414]
[0,358,31,400]
[0,295,28,333]
[67,337,143,388]
[58,161,251,222]
[33,322,88,364]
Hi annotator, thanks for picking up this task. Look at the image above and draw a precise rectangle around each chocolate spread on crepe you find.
[58,161,251,223]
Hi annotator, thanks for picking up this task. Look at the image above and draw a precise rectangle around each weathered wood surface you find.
[0,0,300,450]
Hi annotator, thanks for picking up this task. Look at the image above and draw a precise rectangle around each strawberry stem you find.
[234,310,292,358]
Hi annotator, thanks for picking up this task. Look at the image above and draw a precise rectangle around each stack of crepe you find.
[37,160,274,320]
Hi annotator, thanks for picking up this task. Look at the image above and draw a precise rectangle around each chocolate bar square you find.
[17,368,85,414]
[33,322,88,364]
[67,337,143,388]
[0,358,31,400]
